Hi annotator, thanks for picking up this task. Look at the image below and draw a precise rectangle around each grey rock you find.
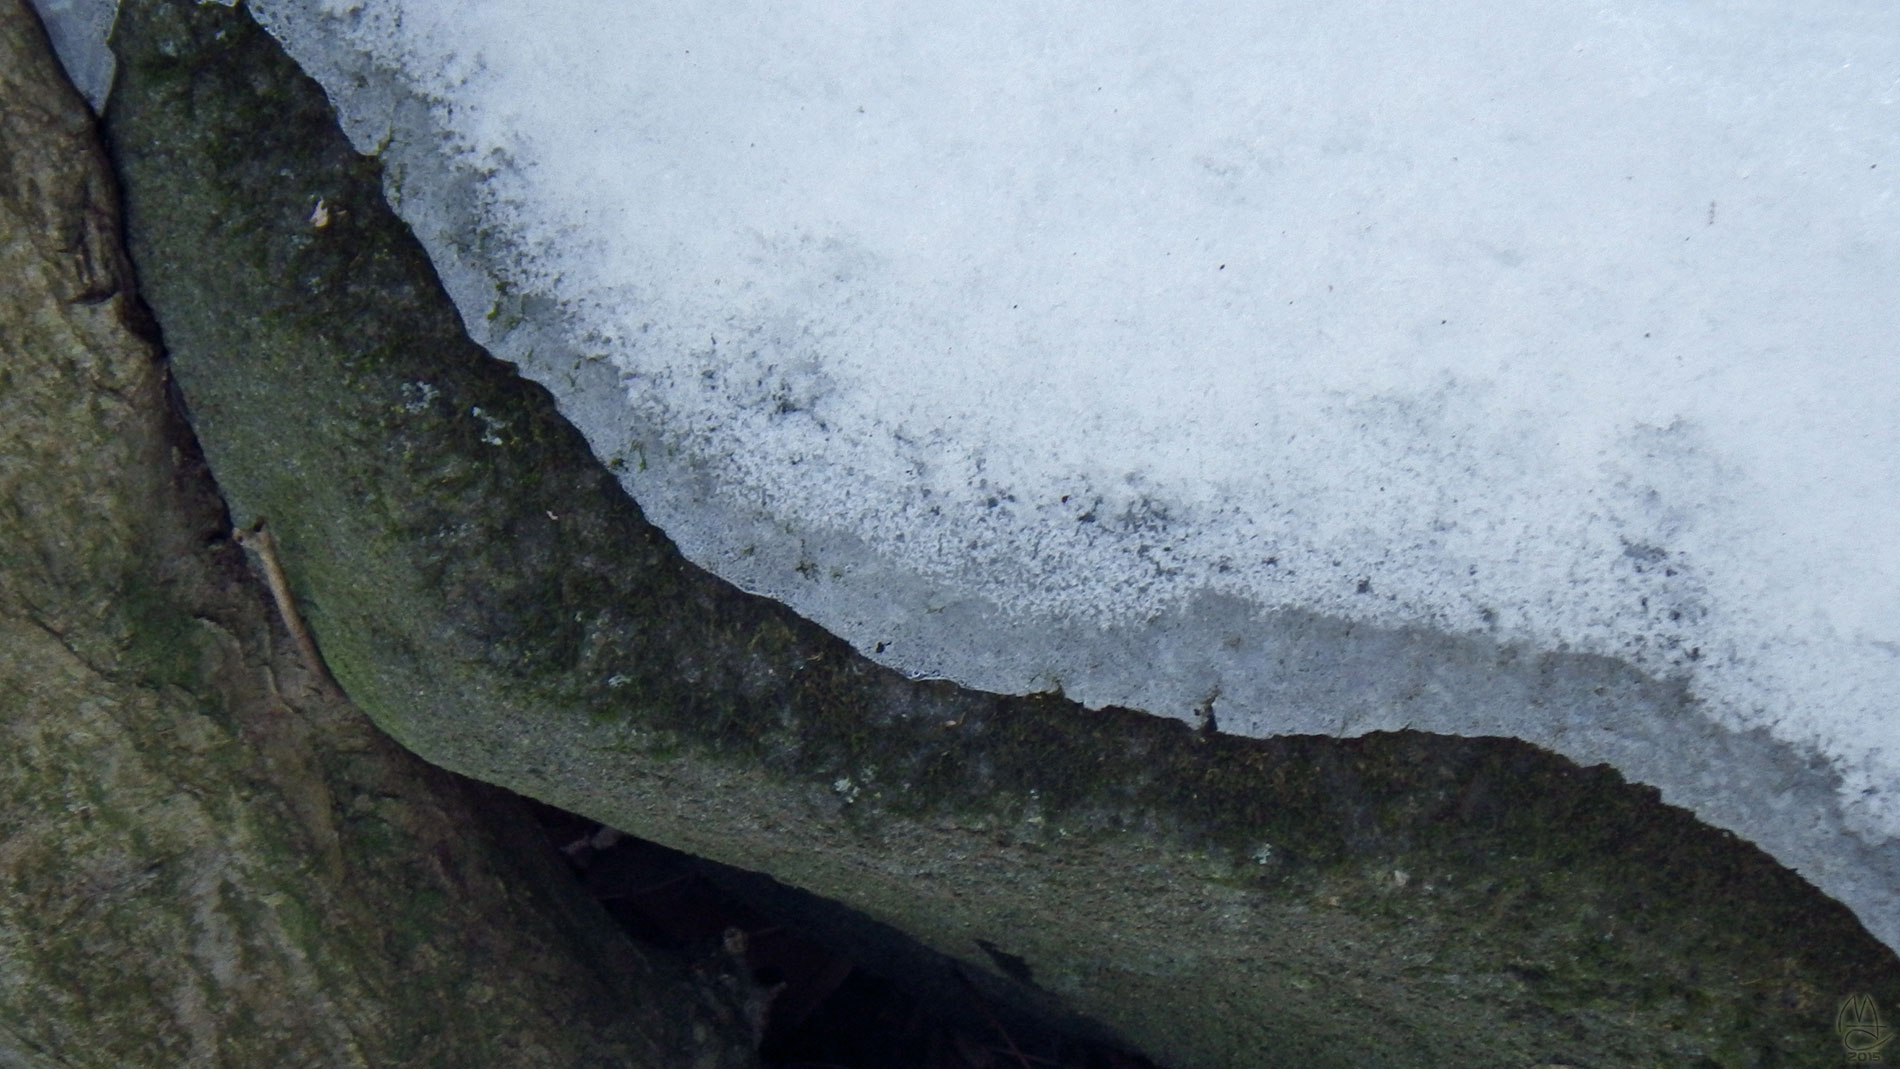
[222,0,1900,967]
[98,0,1900,1066]
[0,4,758,1065]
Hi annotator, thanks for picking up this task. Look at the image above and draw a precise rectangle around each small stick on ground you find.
[234,518,339,694]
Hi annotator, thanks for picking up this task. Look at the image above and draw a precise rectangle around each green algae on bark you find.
[0,4,758,1064]
[101,0,1900,1065]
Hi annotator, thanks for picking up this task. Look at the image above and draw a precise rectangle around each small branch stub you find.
[234,518,340,694]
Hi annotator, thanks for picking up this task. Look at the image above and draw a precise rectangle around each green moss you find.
[101,0,1900,1065]
[117,574,205,691]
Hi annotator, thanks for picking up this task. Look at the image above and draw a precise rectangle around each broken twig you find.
[233,518,339,694]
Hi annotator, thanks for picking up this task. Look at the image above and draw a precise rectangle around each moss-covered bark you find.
[0,4,758,1065]
[99,0,1900,1065]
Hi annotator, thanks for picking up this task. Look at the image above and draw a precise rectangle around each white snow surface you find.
[234,0,1898,935]
[25,0,119,110]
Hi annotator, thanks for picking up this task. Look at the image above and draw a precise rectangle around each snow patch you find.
[225,0,1900,948]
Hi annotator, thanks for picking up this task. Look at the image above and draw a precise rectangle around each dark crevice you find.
[522,794,1167,1069]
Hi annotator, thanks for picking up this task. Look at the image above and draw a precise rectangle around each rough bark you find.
[0,4,759,1065]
